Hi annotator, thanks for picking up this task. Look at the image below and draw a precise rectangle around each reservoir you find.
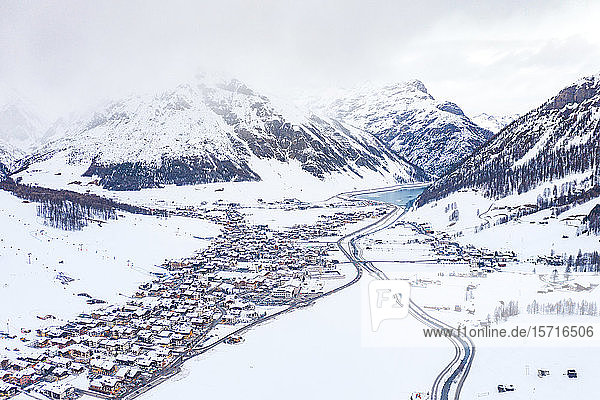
[356,184,428,207]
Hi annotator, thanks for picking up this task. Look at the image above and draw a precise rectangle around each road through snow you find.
[339,186,475,400]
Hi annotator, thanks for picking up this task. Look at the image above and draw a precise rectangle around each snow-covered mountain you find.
[0,99,47,152]
[18,75,427,190]
[310,80,494,176]
[471,112,519,133]
[418,74,600,208]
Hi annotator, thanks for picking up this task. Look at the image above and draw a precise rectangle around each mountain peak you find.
[308,79,492,175]
[379,79,430,98]
[403,79,428,94]
[471,112,519,133]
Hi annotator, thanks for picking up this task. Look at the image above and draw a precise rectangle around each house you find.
[115,367,130,381]
[70,363,85,374]
[48,356,72,369]
[39,382,73,400]
[171,334,184,345]
[65,344,93,360]
[115,354,136,366]
[137,330,153,343]
[50,337,74,349]
[126,368,141,380]
[12,367,36,387]
[0,382,17,397]
[272,285,299,299]
[174,325,193,338]
[239,310,259,322]
[90,359,117,375]
[51,367,70,378]
[0,370,12,382]
[18,352,45,364]
[89,376,121,395]
[221,314,238,325]
[102,339,131,354]
[135,357,153,369]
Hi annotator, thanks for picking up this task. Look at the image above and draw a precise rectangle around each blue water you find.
[356,185,428,207]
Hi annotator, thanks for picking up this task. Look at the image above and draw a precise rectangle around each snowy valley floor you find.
[360,219,600,399]
[2,180,600,400]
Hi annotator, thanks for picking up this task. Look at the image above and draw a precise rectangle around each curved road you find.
[338,187,475,400]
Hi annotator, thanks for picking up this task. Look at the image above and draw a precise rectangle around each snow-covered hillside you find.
[17,75,426,191]
[0,189,219,341]
[413,74,600,249]
[471,112,519,133]
[419,74,600,205]
[310,80,493,176]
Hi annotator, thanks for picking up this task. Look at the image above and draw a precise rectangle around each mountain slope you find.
[18,76,426,191]
[417,74,600,208]
[311,80,493,176]
[0,160,8,179]
[0,140,23,179]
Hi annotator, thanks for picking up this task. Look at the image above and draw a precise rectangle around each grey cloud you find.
[0,0,598,118]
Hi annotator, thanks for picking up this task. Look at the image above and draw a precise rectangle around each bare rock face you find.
[550,76,599,110]
[436,101,465,116]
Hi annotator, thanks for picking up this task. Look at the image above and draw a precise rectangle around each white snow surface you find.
[14,154,416,209]
[407,189,600,259]
[0,190,219,338]
[138,279,453,400]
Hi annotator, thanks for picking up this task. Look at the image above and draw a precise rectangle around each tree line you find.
[564,250,600,273]
[527,298,599,316]
[0,178,166,231]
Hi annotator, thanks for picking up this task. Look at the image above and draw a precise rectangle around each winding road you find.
[338,187,475,400]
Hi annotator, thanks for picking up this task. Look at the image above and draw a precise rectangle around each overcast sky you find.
[1,0,600,119]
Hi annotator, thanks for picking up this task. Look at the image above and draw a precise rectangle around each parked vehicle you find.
[497,384,515,393]
[537,369,550,378]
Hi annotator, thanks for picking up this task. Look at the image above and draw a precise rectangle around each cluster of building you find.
[407,222,518,273]
[0,201,383,399]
